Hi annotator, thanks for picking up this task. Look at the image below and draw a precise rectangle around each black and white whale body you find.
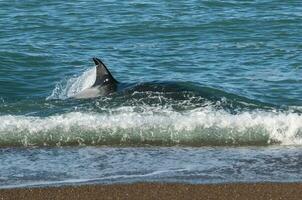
[70,58,273,113]
[73,58,119,99]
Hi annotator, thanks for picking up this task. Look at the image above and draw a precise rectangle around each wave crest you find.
[1,107,302,147]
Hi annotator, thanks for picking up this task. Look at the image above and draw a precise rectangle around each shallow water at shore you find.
[1,146,302,188]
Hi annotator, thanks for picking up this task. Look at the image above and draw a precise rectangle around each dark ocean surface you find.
[0,0,302,188]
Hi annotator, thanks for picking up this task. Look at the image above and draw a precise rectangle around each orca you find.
[73,57,119,99]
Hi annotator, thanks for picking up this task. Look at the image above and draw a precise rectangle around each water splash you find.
[47,67,96,100]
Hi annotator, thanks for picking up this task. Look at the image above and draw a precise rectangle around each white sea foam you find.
[0,107,302,147]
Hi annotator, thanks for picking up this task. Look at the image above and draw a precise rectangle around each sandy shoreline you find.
[0,183,302,200]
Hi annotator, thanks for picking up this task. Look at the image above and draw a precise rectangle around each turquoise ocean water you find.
[1,0,302,188]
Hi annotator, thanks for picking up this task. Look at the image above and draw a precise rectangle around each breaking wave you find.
[1,106,302,147]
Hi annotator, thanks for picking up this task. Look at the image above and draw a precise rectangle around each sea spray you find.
[47,67,96,100]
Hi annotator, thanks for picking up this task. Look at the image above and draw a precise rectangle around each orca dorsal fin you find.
[92,57,118,87]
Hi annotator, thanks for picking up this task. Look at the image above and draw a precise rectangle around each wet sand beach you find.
[0,183,301,200]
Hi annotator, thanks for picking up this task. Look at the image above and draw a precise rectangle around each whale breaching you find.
[73,58,118,99]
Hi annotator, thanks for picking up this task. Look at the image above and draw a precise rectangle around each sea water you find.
[0,0,302,188]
